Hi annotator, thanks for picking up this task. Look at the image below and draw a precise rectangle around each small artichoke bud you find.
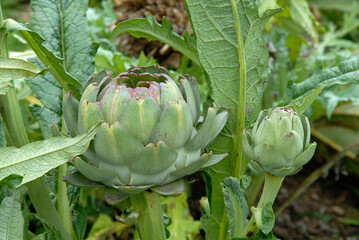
[243,107,317,176]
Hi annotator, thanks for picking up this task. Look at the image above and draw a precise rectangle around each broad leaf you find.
[288,0,318,41]
[0,191,24,240]
[28,0,97,138]
[72,203,87,240]
[4,19,82,97]
[162,193,202,240]
[185,0,279,238]
[221,177,249,239]
[30,0,96,84]
[111,13,199,65]
[85,214,127,240]
[322,85,359,118]
[251,202,275,235]
[4,0,97,138]
[0,123,100,187]
[286,85,326,115]
[284,57,359,113]
[0,57,40,94]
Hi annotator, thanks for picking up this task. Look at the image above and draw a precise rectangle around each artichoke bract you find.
[64,66,228,195]
[243,107,316,176]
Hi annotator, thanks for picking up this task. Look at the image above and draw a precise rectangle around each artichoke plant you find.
[63,66,228,196]
[243,107,317,176]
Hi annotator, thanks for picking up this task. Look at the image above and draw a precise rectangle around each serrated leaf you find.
[4,19,82,98]
[31,234,46,240]
[200,214,220,240]
[30,0,96,84]
[5,0,96,137]
[31,213,63,240]
[288,0,318,41]
[72,203,87,240]
[253,203,275,235]
[286,85,326,115]
[111,13,199,65]
[28,95,62,139]
[284,57,359,108]
[252,230,279,240]
[322,85,359,119]
[85,214,127,240]
[0,191,24,240]
[0,57,40,94]
[185,1,279,238]
[0,123,100,187]
[222,177,249,239]
[162,193,202,240]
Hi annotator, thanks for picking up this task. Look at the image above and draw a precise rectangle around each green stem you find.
[0,0,3,29]
[230,0,247,180]
[218,2,247,239]
[26,179,72,240]
[58,163,77,239]
[246,174,265,208]
[242,173,285,237]
[130,191,167,240]
[0,21,71,240]
[54,93,77,239]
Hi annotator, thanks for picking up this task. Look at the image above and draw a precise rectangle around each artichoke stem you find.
[130,191,167,240]
[242,173,285,237]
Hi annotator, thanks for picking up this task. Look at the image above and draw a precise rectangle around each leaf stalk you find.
[242,173,284,237]
[130,191,167,240]
[230,0,247,180]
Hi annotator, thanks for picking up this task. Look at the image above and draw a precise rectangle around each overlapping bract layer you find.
[243,107,316,176]
[64,66,228,194]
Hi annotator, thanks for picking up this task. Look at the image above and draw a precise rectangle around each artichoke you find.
[63,66,228,195]
[243,107,316,176]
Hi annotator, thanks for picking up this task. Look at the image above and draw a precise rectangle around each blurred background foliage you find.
[2,0,359,238]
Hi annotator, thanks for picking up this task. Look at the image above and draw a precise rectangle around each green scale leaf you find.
[130,141,178,185]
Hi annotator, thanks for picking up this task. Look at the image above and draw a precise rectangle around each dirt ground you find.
[273,156,359,240]
[114,0,192,68]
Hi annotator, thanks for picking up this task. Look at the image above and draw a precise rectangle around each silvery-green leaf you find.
[0,123,100,187]
[0,57,40,94]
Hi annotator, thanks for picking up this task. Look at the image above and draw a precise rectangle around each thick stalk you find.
[230,0,247,180]
[218,2,247,239]
[57,163,77,239]
[130,191,166,240]
[0,24,71,240]
[242,173,285,237]
[54,95,76,239]
[246,174,265,208]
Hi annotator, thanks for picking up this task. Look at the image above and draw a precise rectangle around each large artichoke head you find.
[243,107,317,176]
[64,66,228,195]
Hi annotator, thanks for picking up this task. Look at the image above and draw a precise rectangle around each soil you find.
[273,154,359,240]
[114,0,192,69]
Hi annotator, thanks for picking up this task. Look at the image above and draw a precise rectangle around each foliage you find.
[1,0,359,239]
